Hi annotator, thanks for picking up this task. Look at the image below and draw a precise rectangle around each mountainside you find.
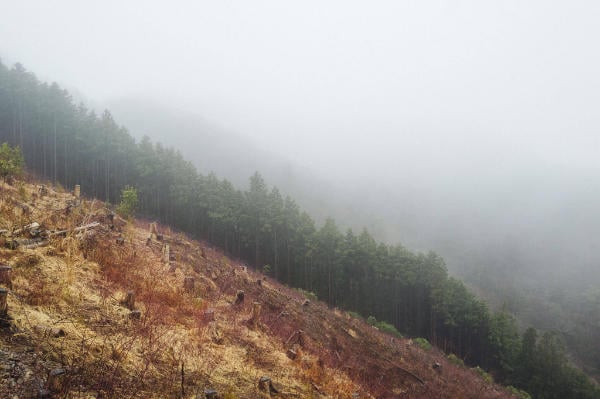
[1,60,599,398]
[0,179,520,398]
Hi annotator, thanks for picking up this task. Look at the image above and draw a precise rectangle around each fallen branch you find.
[393,365,425,385]
[49,222,100,237]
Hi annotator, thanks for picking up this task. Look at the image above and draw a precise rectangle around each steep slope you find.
[0,179,521,399]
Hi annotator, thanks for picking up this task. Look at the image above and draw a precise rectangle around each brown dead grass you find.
[0,180,521,399]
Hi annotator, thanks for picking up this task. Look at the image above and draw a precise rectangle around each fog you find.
[2,1,600,294]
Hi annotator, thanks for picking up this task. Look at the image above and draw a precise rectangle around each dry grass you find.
[0,180,521,399]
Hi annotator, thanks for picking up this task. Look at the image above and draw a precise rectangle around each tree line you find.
[0,59,598,398]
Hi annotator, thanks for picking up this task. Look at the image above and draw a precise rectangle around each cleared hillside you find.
[0,179,521,398]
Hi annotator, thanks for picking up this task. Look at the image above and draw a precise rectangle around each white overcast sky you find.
[1,1,600,182]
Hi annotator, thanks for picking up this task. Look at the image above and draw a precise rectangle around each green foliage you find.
[296,288,318,301]
[447,353,465,367]
[473,366,494,383]
[366,315,402,337]
[414,337,432,351]
[347,311,363,320]
[0,142,24,180]
[507,386,532,399]
[116,186,138,218]
[262,264,272,275]
[488,308,520,376]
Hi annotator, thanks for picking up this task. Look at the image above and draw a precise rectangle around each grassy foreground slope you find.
[0,179,521,399]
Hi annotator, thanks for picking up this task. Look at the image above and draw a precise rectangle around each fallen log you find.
[49,222,100,237]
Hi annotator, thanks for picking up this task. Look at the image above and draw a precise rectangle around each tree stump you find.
[129,310,141,320]
[258,376,279,394]
[203,308,215,322]
[74,184,81,199]
[47,368,67,394]
[149,222,158,239]
[234,290,245,305]
[204,389,218,399]
[201,248,206,258]
[0,265,12,289]
[116,236,125,245]
[123,291,135,310]
[286,348,297,360]
[38,185,48,196]
[163,244,170,263]
[251,302,261,327]
[257,279,262,287]
[0,288,8,319]
[184,276,195,293]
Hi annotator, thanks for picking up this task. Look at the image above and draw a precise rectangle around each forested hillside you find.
[0,59,598,398]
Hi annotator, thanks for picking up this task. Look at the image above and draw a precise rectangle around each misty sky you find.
[2,1,600,183]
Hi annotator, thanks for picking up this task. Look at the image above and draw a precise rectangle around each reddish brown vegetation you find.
[0,181,520,398]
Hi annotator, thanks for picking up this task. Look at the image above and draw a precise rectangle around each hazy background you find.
[2,1,600,342]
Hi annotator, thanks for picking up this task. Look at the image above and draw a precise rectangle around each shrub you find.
[116,186,138,218]
[347,311,363,320]
[262,264,271,275]
[473,366,493,383]
[447,353,464,367]
[507,386,532,399]
[414,337,432,351]
[297,288,318,301]
[0,143,24,181]
[366,316,402,337]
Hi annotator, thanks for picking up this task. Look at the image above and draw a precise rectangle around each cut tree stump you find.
[116,236,125,245]
[183,276,195,293]
[258,376,279,394]
[203,308,215,322]
[129,310,142,320]
[234,290,245,305]
[0,265,12,289]
[0,288,8,318]
[47,368,67,394]
[163,244,170,263]
[123,291,135,310]
[74,184,81,199]
[204,389,218,399]
[149,222,158,239]
[286,348,297,360]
